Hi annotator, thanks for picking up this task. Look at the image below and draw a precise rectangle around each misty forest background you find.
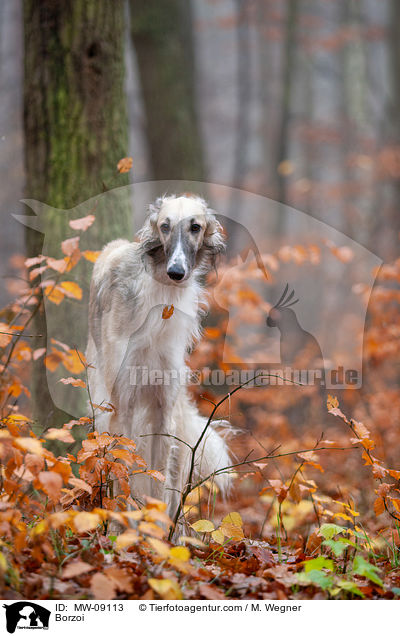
[0,0,400,601]
[2,0,400,279]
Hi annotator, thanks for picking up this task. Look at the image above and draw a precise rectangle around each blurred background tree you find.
[130,0,204,181]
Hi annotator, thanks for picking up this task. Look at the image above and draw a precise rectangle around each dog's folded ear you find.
[137,197,164,248]
[148,196,165,218]
[204,213,226,255]
[137,215,157,245]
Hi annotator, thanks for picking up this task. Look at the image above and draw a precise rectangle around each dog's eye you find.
[160,223,170,233]
[191,223,201,233]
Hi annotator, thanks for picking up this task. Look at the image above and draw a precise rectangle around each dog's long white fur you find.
[86,195,231,516]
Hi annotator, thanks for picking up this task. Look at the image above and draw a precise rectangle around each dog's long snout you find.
[167,230,188,281]
[167,265,185,281]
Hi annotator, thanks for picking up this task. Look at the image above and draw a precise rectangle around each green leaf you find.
[338,537,358,548]
[319,523,347,540]
[392,587,400,596]
[297,570,334,590]
[322,539,348,557]
[322,537,358,557]
[336,579,365,598]
[304,556,334,572]
[352,555,383,587]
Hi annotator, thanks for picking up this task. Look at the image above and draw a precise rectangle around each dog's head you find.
[138,194,225,283]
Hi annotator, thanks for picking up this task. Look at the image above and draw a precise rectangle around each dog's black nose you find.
[167,266,185,281]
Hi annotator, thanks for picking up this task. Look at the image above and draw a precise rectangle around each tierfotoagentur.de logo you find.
[3,603,50,633]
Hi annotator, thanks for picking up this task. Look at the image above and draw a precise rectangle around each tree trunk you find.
[23,0,131,427]
[130,0,204,181]
[383,0,400,260]
[276,0,298,208]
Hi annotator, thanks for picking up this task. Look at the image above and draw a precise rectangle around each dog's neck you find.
[138,258,203,320]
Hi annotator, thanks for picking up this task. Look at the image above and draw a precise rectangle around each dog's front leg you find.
[148,406,175,493]
[149,379,182,517]
[161,414,180,519]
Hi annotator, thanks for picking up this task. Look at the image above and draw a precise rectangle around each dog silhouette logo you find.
[3,602,50,633]
[266,284,325,378]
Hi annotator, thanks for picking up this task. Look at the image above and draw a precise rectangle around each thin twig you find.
[0,331,43,338]
[75,347,95,431]
[139,432,193,451]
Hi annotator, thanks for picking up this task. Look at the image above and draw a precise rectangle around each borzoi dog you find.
[86,194,231,519]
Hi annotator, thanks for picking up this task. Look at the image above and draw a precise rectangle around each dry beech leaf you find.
[105,567,133,594]
[162,305,174,319]
[179,536,206,549]
[142,496,167,511]
[146,537,171,559]
[6,413,30,423]
[147,470,166,482]
[44,286,65,305]
[90,572,116,600]
[68,477,92,493]
[61,236,80,256]
[391,499,400,513]
[110,448,136,465]
[352,420,371,439]
[199,583,226,600]
[372,463,388,479]
[74,512,101,533]
[326,394,339,411]
[373,497,385,516]
[14,437,43,456]
[38,471,63,501]
[220,523,244,541]
[59,281,83,300]
[44,350,64,371]
[47,257,67,273]
[169,546,190,562]
[59,377,86,388]
[62,350,86,374]
[25,255,46,268]
[45,428,75,443]
[33,347,46,360]
[29,265,47,280]
[117,157,133,173]
[82,250,100,263]
[148,578,173,596]
[222,512,243,527]
[62,560,94,579]
[268,479,289,503]
[69,214,95,232]
[191,519,215,533]
[377,483,391,497]
[121,510,143,522]
[52,459,72,482]
[211,529,225,545]
[115,530,140,550]
[138,521,165,539]
[149,578,182,599]
[49,512,72,529]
